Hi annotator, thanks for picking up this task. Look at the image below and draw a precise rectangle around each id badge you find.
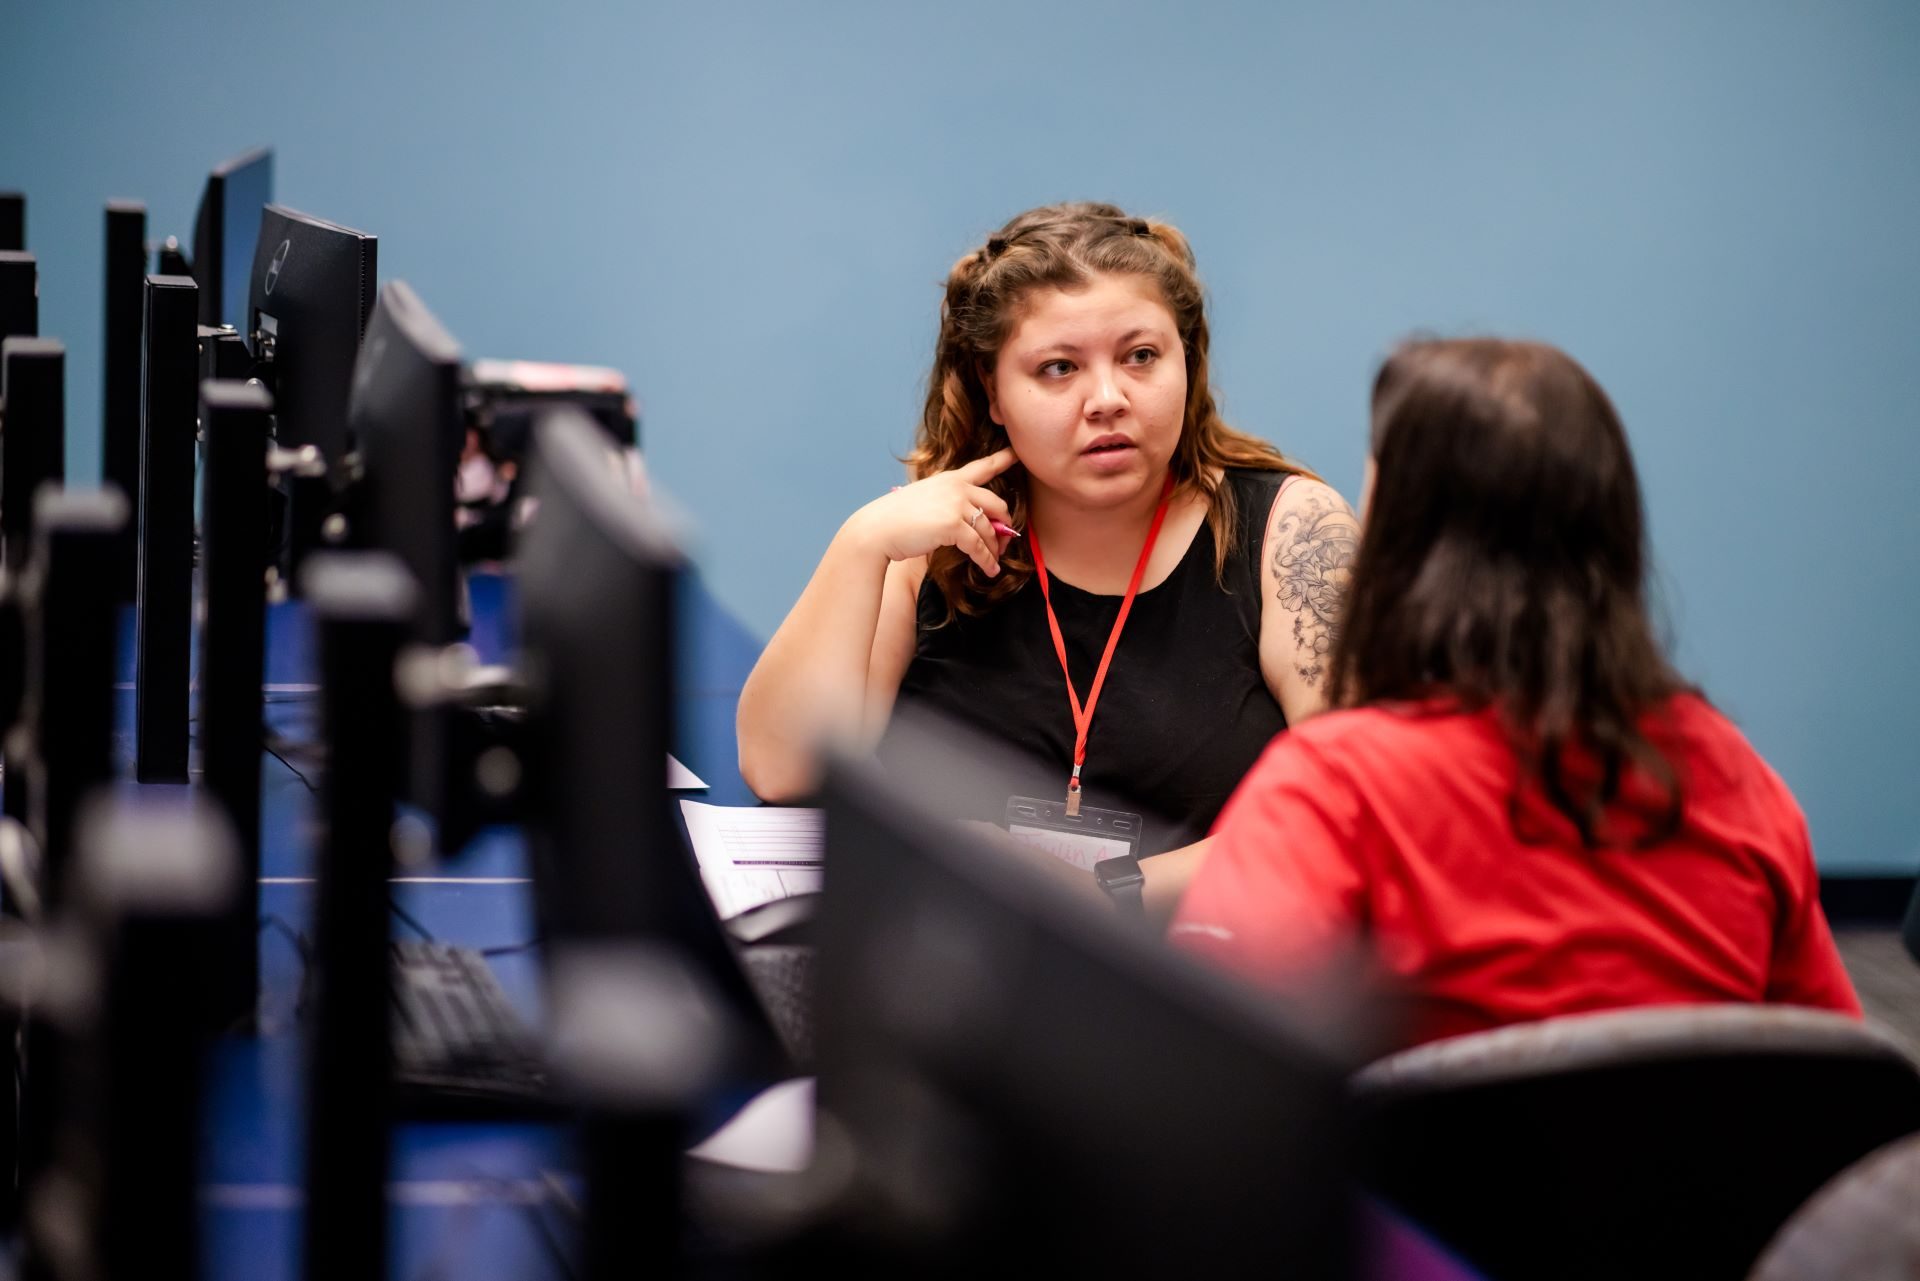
[1003,795,1143,871]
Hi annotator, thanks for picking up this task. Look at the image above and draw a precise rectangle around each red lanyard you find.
[1026,475,1175,816]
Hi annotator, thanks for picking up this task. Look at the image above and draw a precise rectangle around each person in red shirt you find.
[1171,338,1861,1047]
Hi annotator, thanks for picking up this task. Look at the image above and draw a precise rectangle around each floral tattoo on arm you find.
[1271,491,1359,687]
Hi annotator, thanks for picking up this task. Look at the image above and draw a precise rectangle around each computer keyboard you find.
[391,940,552,1115]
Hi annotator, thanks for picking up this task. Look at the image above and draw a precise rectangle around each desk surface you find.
[114,569,1473,1281]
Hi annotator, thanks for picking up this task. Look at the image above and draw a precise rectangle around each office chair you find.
[1744,1130,1920,1281]
[1352,1004,1920,1281]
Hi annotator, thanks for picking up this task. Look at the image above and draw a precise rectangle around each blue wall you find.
[5,1,1916,870]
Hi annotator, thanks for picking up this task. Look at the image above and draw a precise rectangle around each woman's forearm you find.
[1142,836,1213,924]
[736,512,892,801]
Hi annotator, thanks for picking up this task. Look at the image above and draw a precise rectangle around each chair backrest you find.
[1352,1005,1920,1281]
[1746,1132,1920,1281]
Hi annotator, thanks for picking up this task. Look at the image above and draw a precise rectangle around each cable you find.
[257,913,315,1016]
[257,913,311,962]
[264,743,317,793]
[480,939,543,958]
[388,898,435,942]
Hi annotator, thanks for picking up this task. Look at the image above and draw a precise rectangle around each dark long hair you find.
[1328,338,1691,847]
[907,202,1314,616]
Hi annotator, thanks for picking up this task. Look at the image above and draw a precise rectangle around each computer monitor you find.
[456,360,640,565]
[197,379,274,1027]
[0,251,35,342]
[347,280,468,856]
[15,487,124,911]
[0,192,22,252]
[0,338,65,577]
[0,338,65,824]
[516,410,777,1063]
[465,358,639,458]
[811,707,1370,1277]
[546,940,732,1281]
[190,147,272,330]
[101,201,147,602]
[0,193,21,253]
[300,551,413,1281]
[349,280,464,646]
[247,204,376,466]
[133,274,199,784]
[154,238,190,278]
[26,795,240,1281]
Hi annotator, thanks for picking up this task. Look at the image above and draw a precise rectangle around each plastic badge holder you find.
[1004,795,1142,872]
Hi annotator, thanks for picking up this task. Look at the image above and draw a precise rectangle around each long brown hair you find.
[1329,338,1691,847]
[907,201,1312,615]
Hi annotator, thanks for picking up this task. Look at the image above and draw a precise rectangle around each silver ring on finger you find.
[967,505,985,532]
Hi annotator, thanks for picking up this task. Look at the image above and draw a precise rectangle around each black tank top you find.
[890,469,1290,855]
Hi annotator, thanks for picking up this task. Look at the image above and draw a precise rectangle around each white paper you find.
[679,800,824,920]
[667,754,707,790]
[1007,823,1131,871]
[686,1076,815,1173]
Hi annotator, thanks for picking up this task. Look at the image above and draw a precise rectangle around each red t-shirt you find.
[1171,695,1862,1047]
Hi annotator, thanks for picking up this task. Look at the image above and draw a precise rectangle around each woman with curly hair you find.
[738,202,1355,913]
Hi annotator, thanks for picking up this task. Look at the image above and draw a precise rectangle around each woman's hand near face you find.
[738,445,1021,803]
[846,447,1020,577]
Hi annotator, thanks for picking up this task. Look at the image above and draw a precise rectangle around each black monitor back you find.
[814,709,1368,1278]
[0,193,21,252]
[248,204,375,466]
[516,412,773,1049]
[349,280,462,647]
[348,280,464,851]
[0,251,35,342]
[191,147,272,330]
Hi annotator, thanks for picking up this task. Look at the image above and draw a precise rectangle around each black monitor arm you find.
[395,642,532,854]
[263,441,336,603]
